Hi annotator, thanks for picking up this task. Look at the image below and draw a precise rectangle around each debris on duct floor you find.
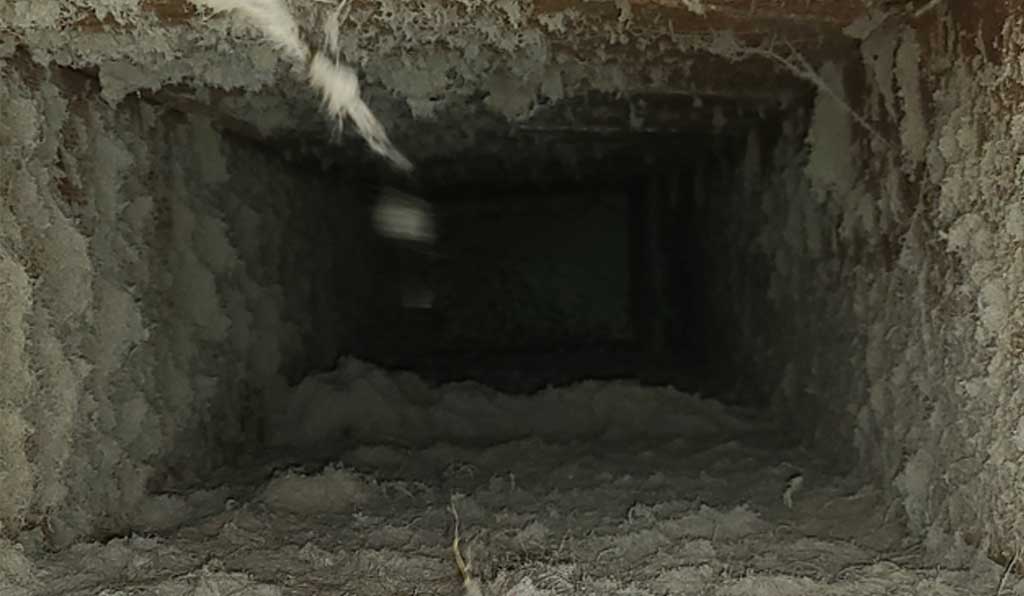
[0,362,1010,596]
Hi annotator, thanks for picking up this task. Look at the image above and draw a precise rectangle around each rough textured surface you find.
[3,0,1024,583]
[1,0,879,184]
[0,53,367,545]
[704,0,1024,565]
[269,358,742,451]
[0,363,1009,596]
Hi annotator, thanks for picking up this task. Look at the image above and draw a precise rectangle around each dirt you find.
[0,363,1008,596]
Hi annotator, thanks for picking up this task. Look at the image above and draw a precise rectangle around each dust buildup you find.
[0,55,367,545]
[0,364,1008,595]
[4,0,1024,592]
[259,466,375,514]
[269,358,755,450]
[703,9,1024,567]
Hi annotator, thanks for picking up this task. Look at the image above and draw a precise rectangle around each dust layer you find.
[0,364,1006,596]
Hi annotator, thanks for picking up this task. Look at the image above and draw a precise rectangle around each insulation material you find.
[0,56,367,544]
[190,0,413,171]
[705,13,1024,564]
[0,0,809,174]
[1,0,1023,587]
[269,358,757,450]
[0,361,1010,595]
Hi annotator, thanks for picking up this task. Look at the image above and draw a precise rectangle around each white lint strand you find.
[191,0,413,171]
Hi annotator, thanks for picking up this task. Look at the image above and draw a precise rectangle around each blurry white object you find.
[372,187,436,244]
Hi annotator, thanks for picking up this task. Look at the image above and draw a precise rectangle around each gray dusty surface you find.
[3,0,1024,584]
[0,366,1008,596]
